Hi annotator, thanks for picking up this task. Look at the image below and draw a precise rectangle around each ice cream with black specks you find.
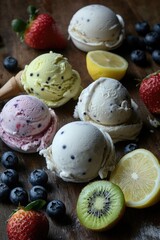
[0,51,82,107]
[21,51,82,107]
[74,77,143,143]
[40,121,115,183]
[0,95,58,153]
[68,4,125,52]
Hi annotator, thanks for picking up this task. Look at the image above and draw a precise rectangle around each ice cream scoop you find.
[74,77,143,143]
[0,52,82,107]
[0,95,58,153]
[68,4,125,52]
[40,121,115,183]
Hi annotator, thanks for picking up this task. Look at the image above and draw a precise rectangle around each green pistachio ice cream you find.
[21,51,82,107]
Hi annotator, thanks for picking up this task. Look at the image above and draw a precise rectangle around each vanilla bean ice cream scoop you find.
[74,77,143,142]
[40,121,115,183]
[68,4,125,52]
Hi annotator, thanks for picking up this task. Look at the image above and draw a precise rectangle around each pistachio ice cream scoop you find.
[21,51,82,107]
[0,52,82,108]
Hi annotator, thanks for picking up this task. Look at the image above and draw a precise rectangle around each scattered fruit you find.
[29,169,48,186]
[6,200,49,240]
[3,56,18,72]
[10,187,28,206]
[86,50,128,81]
[135,21,150,36]
[139,71,160,114]
[1,169,19,187]
[126,21,160,67]
[11,5,67,50]
[144,31,160,48]
[124,143,138,154]
[152,23,160,34]
[110,149,160,208]
[29,185,47,201]
[0,183,10,202]
[1,151,18,169]
[126,35,145,50]
[152,49,160,64]
[130,49,147,66]
[46,200,66,219]
[76,180,125,231]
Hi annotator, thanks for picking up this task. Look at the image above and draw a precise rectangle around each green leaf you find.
[27,5,39,21]
[11,19,27,33]
[24,200,46,211]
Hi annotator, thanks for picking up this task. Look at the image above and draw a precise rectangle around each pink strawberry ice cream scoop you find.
[0,95,58,153]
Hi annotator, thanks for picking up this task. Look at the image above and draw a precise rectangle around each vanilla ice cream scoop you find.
[74,78,143,143]
[40,121,115,183]
[68,4,125,52]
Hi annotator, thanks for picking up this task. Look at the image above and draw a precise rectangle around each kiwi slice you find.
[76,180,125,231]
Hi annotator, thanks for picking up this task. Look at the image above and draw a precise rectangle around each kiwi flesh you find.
[76,180,125,231]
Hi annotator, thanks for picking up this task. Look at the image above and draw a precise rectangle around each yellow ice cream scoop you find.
[0,51,82,108]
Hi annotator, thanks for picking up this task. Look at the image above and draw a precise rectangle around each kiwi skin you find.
[76,180,126,231]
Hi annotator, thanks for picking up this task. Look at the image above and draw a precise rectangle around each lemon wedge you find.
[86,50,128,81]
[109,149,160,208]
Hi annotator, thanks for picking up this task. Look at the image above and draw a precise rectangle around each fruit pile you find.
[76,148,160,231]
[126,21,160,65]
[0,151,66,220]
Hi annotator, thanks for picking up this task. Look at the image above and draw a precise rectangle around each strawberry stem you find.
[27,5,39,21]
[25,200,46,211]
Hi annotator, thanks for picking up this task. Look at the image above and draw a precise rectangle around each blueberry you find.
[46,200,66,219]
[1,151,18,169]
[153,23,160,35]
[146,45,155,53]
[10,187,28,206]
[29,185,47,201]
[0,183,10,202]
[3,56,18,72]
[29,169,48,186]
[152,49,160,64]
[135,21,150,36]
[130,49,147,66]
[144,31,160,48]
[0,169,19,187]
[124,143,138,154]
[126,35,145,50]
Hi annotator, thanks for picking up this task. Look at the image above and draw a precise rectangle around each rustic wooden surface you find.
[0,0,160,239]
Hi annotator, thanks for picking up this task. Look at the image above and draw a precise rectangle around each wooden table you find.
[0,0,160,239]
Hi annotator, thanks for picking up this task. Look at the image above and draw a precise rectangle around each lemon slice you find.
[109,149,160,208]
[86,50,128,81]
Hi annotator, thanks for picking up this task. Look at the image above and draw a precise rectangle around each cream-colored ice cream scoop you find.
[0,52,82,107]
[74,77,143,143]
[68,4,125,52]
[40,121,115,183]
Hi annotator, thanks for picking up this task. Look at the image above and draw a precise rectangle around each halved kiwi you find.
[76,180,125,231]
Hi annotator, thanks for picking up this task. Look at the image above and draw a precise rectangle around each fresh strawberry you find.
[7,200,49,240]
[139,70,160,114]
[11,5,67,50]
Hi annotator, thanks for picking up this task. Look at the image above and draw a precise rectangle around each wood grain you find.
[0,0,160,239]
